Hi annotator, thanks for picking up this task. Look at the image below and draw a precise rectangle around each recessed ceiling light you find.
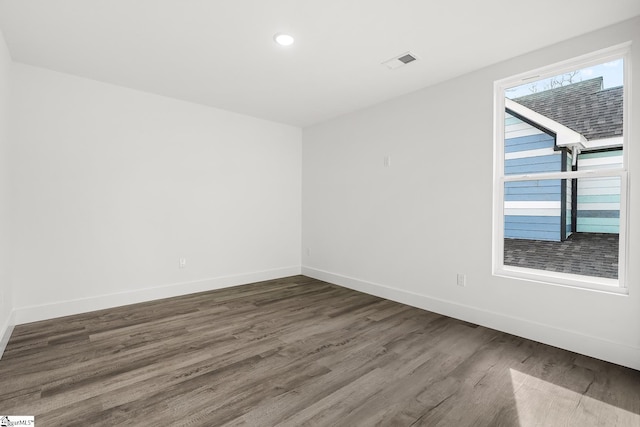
[274,33,294,46]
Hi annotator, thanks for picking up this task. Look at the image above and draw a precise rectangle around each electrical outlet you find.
[457,273,466,287]
[179,258,187,269]
[306,248,311,256]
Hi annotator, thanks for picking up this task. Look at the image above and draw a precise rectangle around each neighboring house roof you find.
[512,77,623,141]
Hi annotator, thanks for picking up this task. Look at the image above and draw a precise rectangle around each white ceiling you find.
[0,1,639,127]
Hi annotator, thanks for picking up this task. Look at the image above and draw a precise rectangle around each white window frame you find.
[493,43,631,294]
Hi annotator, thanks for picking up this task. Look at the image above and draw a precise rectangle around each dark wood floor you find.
[1,276,638,426]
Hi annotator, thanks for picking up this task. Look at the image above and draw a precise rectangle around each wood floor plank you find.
[1,275,638,426]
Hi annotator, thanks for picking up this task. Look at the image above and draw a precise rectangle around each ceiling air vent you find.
[382,52,418,70]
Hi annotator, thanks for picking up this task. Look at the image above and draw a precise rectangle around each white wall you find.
[10,64,301,322]
[2,14,638,371]
[0,29,14,354]
[302,16,640,370]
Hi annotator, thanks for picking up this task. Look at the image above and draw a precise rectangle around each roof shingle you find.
[512,77,623,141]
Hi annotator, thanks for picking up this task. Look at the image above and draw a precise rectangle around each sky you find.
[506,59,623,99]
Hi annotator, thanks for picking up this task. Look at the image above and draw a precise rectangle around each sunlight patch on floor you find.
[510,368,639,426]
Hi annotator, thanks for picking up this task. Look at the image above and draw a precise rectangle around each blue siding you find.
[505,229,561,241]
[504,216,559,224]
[577,223,619,233]
[576,210,620,233]
[505,180,561,201]
[575,152,622,234]
[506,154,561,167]
[505,193,561,201]
[505,134,556,153]
[577,210,619,218]
[505,154,562,175]
[505,215,560,240]
[578,218,619,227]
[504,111,622,240]
[504,112,562,241]
[506,222,561,231]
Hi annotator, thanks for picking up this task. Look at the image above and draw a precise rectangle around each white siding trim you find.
[504,208,561,217]
[505,201,561,209]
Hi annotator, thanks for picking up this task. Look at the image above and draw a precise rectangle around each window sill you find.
[494,265,627,295]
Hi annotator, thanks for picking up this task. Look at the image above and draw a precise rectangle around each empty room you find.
[0,1,639,426]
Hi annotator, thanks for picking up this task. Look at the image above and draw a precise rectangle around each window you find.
[493,44,629,293]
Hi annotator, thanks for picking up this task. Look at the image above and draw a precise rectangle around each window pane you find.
[503,177,620,279]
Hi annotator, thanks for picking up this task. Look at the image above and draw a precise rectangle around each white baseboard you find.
[14,266,301,325]
[0,310,15,360]
[302,266,640,371]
